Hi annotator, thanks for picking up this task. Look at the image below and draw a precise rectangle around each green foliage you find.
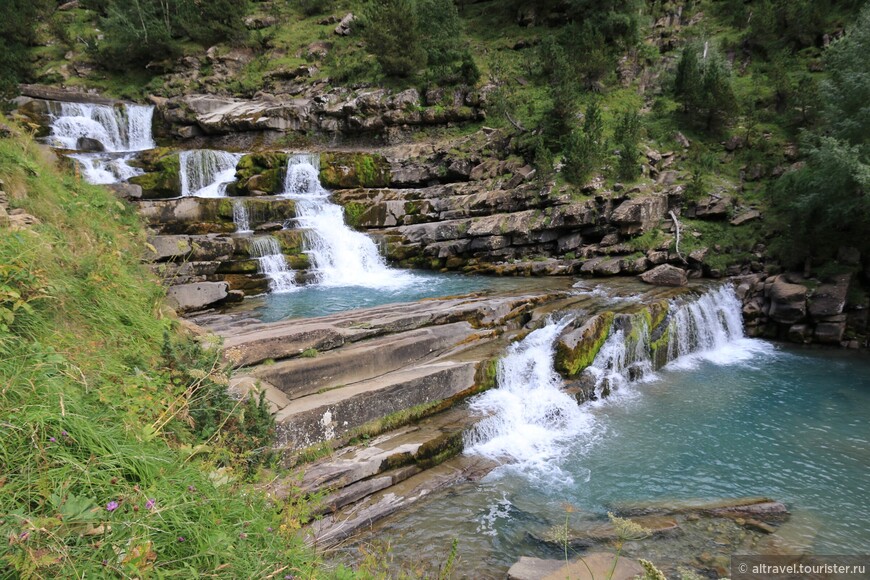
[361,0,426,78]
[614,109,642,181]
[0,122,317,577]
[300,347,319,358]
[94,0,249,70]
[360,0,479,84]
[770,4,870,267]
[0,0,51,96]
[562,101,606,185]
[674,43,737,132]
[299,0,336,16]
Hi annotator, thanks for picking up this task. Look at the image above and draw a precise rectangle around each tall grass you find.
[0,123,321,578]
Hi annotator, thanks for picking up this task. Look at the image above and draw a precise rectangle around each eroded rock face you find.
[768,275,808,324]
[611,195,668,235]
[639,264,688,287]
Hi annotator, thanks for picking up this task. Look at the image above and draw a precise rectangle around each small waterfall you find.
[464,319,598,480]
[49,102,155,152]
[249,236,297,293]
[585,285,750,396]
[179,150,243,198]
[282,154,412,288]
[233,200,252,234]
[68,153,143,185]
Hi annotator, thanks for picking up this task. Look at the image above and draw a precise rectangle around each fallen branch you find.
[669,210,687,264]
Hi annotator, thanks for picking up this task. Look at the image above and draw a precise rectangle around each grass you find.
[0,122,324,578]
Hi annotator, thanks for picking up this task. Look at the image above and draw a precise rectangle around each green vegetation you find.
[0,124,319,577]
[769,3,870,268]
[0,0,50,96]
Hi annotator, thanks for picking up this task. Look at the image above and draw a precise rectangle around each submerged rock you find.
[508,553,643,580]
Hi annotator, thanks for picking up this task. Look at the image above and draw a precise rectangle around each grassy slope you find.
[0,124,322,578]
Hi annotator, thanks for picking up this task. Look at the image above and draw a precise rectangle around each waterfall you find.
[585,285,752,397]
[68,153,143,185]
[49,102,155,152]
[233,200,252,234]
[281,154,412,289]
[179,150,243,198]
[249,236,297,293]
[464,319,598,481]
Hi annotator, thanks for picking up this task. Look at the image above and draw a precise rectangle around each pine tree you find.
[361,0,426,78]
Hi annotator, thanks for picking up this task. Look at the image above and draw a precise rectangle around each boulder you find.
[768,275,807,324]
[639,264,688,287]
[75,137,105,152]
[166,282,228,313]
[611,195,667,234]
[809,273,850,318]
[694,195,731,219]
[730,209,761,226]
[814,322,845,344]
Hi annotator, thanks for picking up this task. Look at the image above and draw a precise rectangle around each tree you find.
[94,0,249,71]
[614,109,642,181]
[562,101,606,185]
[673,43,736,132]
[0,0,50,96]
[361,0,425,78]
[769,4,870,266]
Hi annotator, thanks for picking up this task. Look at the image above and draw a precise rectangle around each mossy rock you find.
[555,311,615,378]
[272,229,306,255]
[129,151,181,198]
[233,152,289,195]
[319,152,391,189]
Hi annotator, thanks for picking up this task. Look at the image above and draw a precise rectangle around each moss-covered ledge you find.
[319,152,391,189]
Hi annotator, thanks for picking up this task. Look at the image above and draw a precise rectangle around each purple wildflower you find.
[266,527,273,532]
[177,536,185,543]
[145,498,156,510]
[19,531,29,541]
[102,559,108,566]
[187,485,196,492]
[239,532,247,539]
[49,437,56,443]
[61,430,69,437]
[106,501,119,512]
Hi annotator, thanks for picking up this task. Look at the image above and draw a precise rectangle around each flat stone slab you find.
[508,553,643,580]
[308,454,497,548]
[274,359,477,449]
[248,322,476,399]
[166,282,228,312]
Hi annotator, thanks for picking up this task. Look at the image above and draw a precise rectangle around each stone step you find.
[247,322,477,400]
[265,407,473,514]
[220,289,567,367]
[137,196,296,235]
[274,359,478,449]
[307,453,497,548]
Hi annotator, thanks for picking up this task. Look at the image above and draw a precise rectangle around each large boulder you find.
[808,273,851,318]
[768,275,808,324]
[166,282,228,313]
[611,195,668,234]
[639,264,688,287]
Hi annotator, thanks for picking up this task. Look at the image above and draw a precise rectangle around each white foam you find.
[465,319,599,483]
[282,155,415,289]
[179,150,242,197]
[68,153,143,185]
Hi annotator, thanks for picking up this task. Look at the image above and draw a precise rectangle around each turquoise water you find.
[242,272,561,323]
[345,342,870,574]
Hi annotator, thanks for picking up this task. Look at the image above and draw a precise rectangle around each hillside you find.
[0,123,326,577]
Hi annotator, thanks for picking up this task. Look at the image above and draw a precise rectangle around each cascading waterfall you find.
[464,319,598,481]
[49,102,154,152]
[233,200,252,234]
[179,150,243,197]
[282,154,412,288]
[249,236,297,293]
[585,285,751,397]
[467,285,756,475]
[68,153,143,185]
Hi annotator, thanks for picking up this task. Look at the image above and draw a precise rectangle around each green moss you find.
[128,151,181,198]
[319,152,391,189]
[343,202,367,228]
[555,312,615,378]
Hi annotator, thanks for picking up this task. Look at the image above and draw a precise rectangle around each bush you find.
[562,101,605,185]
[614,109,642,181]
[674,43,737,132]
[360,0,425,78]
